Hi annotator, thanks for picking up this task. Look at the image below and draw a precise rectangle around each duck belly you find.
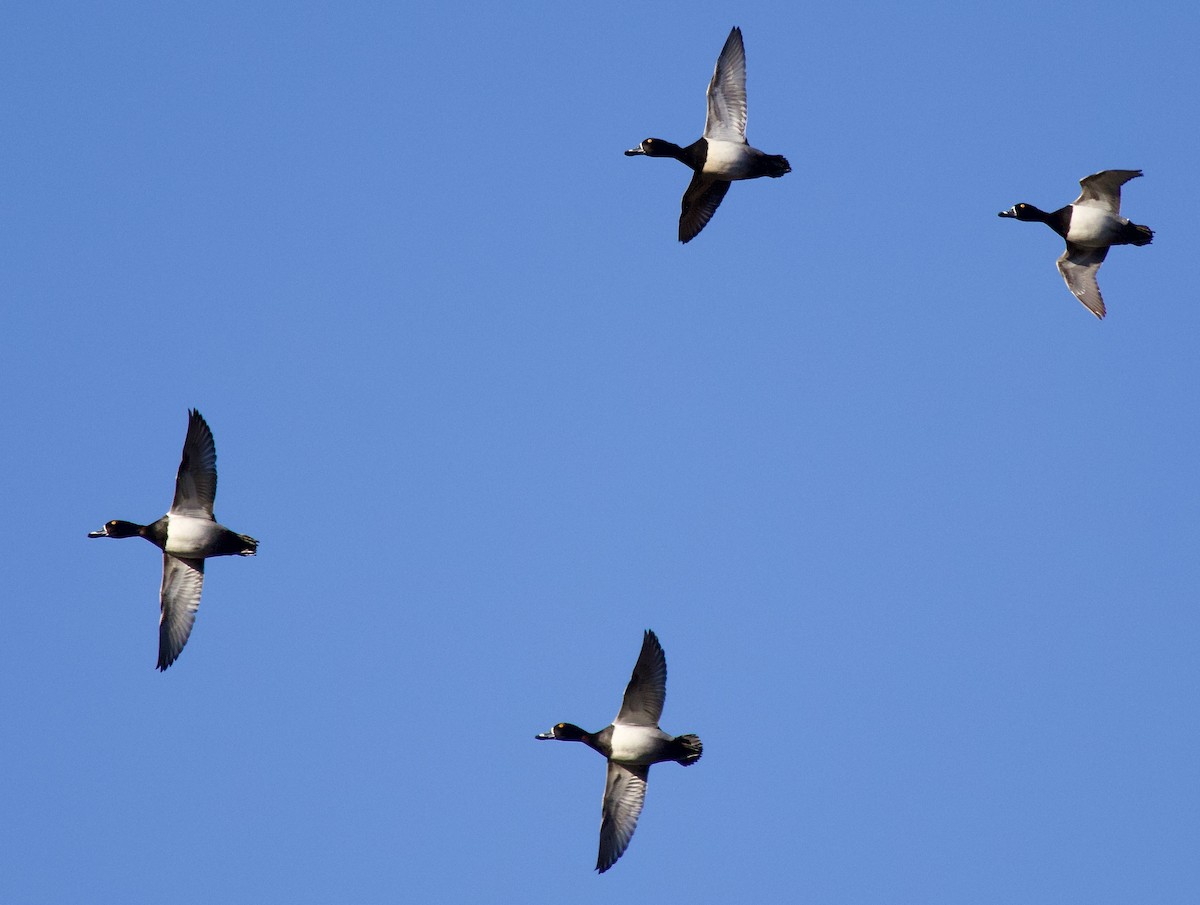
[609,725,669,764]
[703,140,758,180]
[1066,206,1120,247]
[163,514,219,557]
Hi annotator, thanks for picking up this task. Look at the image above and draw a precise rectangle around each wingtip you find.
[1072,289,1106,320]
[157,641,182,670]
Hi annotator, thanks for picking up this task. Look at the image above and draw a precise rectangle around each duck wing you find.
[597,761,649,873]
[615,629,668,726]
[1073,170,1141,214]
[704,26,747,143]
[679,173,731,243]
[1057,242,1109,319]
[171,409,218,518]
[158,554,204,670]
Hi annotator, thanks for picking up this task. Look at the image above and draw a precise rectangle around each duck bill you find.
[87,525,110,538]
[535,730,555,740]
[624,147,646,156]
[997,208,1017,218]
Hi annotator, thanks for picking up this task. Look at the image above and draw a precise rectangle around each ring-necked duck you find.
[999,169,1154,319]
[536,629,702,873]
[88,409,257,670]
[625,26,790,243]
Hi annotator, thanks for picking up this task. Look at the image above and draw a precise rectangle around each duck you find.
[998,169,1154,319]
[536,629,702,873]
[625,26,790,243]
[88,409,257,670]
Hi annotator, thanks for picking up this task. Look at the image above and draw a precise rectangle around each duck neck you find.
[1034,205,1072,238]
[582,725,614,758]
[676,139,708,171]
[648,139,706,170]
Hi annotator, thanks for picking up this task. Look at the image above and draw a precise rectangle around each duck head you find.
[998,202,1048,221]
[88,519,144,539]
[536,722,590,742]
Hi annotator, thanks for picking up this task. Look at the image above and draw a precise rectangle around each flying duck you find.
[536,630,702,872]
[625,26,790,242]
[88,409,257,670]
[999,169,1153,318]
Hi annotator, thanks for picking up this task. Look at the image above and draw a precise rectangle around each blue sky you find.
[3,2,1199,902]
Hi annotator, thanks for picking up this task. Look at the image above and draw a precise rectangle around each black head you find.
[87,519,143,539]
[624,138,675,158]
[535,722,589,742]
[998,202,1044,221]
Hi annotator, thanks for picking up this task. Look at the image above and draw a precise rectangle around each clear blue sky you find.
[3,2,1198,902]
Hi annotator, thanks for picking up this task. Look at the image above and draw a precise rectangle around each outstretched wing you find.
[704,27,747,142]
[597,762,649,873]
[171,409,218,518]
[1073,170,1141,214]
[1056,242,1109,319]
[158,554,205,670]
[615,630,668,726]
[679,174,732,243]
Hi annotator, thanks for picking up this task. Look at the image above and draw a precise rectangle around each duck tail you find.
[1128,222,1154,246]
[764,155,791,178]
[236,534,259,556]
[673,734,703,765]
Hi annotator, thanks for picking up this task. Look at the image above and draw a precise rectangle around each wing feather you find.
[1056,243,1109,319]
[704,27,747,142]
[597,762,649,873]
[158,554,204,670]
[1073,169,1141,214]
[615,630,668,726]
[679,174,732,243]
[171,409,218,518]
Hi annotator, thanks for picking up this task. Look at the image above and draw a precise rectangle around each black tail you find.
[764,155,790,178]
[674,734,703,765]
[1126,222,1154,246]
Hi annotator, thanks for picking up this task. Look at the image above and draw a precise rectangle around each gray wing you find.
[597,762,649,873]
[1057,242,1109,319]
[615,630,668,726]
[171,409,218,518]
[158,554,204,670]
[704,27,747,142]
[1073,170,1142,214]
[679,174,732,243]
